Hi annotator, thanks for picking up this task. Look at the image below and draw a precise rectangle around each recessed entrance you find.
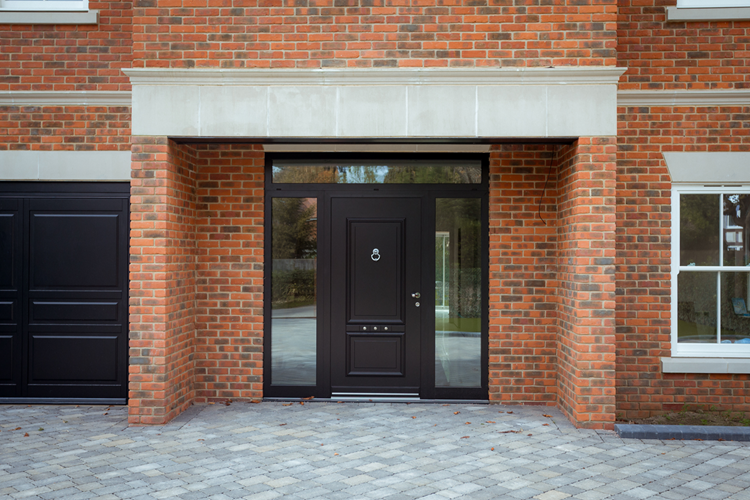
[264,154,489,400]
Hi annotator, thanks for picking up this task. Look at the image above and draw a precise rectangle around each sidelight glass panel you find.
[680,194,720,267]
[271,198,317,385]
[272,160,482,184]
[435,198,481,388]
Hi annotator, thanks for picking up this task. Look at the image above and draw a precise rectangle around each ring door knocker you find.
[371,248,381,262]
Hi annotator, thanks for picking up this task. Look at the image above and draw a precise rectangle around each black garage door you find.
[0,183,129,404]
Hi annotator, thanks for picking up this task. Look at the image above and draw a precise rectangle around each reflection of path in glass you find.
[271,304,316,385]
[435,335,481,387]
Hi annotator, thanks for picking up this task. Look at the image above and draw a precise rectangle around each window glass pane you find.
[271,198,317,385]
[720,272,750,344]
[723,194,750,267]
[677,272,717,343]
[435,198,481,388]
[680,194,720,267]
[272,160,482,184]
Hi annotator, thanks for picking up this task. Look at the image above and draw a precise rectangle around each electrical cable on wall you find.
[538,160,554,226]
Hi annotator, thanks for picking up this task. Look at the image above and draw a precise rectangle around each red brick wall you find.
[616,105,750,419]
[0,105,131,151]
[488,144,559,407]
[618,0,750,90]
[0,0,132,91]
[129,137,197,425]
[132,0,617,69]
[556,137,617,429]
[193,144,265,403]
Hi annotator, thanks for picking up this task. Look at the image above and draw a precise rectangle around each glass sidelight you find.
[435,198,482,388]
[271,198,317,385]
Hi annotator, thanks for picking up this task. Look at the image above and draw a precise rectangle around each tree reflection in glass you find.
[271,198,317,385]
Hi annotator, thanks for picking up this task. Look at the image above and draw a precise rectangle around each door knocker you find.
[371,248,381,262]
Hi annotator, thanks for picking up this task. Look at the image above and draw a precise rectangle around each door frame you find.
[263,153,489,400]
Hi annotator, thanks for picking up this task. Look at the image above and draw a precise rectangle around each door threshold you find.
[264,397,490,404]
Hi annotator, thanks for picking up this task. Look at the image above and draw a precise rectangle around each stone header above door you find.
[124,67,626,140]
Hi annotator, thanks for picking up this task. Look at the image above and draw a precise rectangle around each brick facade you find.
[3,0,750,429]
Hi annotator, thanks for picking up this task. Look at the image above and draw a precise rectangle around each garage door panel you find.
[30,301,120,323]
[0,185,129,402]
[29,335,119,382]
[30,214,120,289]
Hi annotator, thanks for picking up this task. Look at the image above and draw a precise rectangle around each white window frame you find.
[0,0,87,10]
[678,0,750,6]
[672,184,750,358]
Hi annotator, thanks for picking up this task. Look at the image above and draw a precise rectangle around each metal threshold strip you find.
[265,396,490,404]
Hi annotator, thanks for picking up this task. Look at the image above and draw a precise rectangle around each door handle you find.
[411,292,421,299]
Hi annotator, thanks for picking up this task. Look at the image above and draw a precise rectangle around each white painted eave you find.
[122,67,627,86]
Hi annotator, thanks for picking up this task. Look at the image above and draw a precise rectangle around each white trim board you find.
[0,91,131,107]
[667,7,750,21]
[662,357,750,374]
[262,144,492,153]
[125,67,625,139]
[663,152,750,184]
[0,10,98,24]
[0,150,131,181]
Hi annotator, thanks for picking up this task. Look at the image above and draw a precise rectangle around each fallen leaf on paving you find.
[543,424,549,426]
[198,439,204,441]
[334,453,339,456]
[442,404,450,406]
[498,411,504,413]
[302,396,314,400]
[14,427,21,430]
[38,428,43,431]
[250,400,261,404]
[486,421,496,424]
[491,447,494,451]
[208,402,215,405]
[23,433,29,437]
[499,430,522,434]
[337,401,343,404]
[543,414,552,418]
[454,411,460,415]
[507,411,513,414]
[465,422,470,425]
[282,403,293,406]
[104,413,108,415]
[694,438,702,441]
[527,434,532,436]
[300,402,304,405]
[321,443,324,446]
[279,423,287,426]
[460,436,469,439]
[412,416,416,419]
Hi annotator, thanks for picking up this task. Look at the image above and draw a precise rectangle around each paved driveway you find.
[1,402,749,499]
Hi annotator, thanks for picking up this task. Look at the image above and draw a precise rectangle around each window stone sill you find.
[662,357,750,374]
[0,10,98,24]
[667,7,750,21]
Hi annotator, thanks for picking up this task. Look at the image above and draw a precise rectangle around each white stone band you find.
[0,150,131,181]
[662,357,750,374]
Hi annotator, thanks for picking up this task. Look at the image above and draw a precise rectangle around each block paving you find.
[2,402,750,499]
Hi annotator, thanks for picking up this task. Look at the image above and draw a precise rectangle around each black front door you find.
[330,196,422,396]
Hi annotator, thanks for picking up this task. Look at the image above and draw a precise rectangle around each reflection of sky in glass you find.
[273,161,482,184]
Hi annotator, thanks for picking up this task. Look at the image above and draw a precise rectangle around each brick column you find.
[556,137,618,429]
[129,137,198,425]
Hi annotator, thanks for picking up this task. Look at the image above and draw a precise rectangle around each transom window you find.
[673,186,750,357]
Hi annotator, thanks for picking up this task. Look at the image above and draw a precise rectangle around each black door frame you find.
[263,153,489,400]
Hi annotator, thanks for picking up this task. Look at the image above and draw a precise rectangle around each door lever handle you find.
[411,292,421,299]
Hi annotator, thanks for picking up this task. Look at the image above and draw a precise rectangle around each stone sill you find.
[0,10,98,24]
[661,357,750,374]
[615,424,750,441]
[666,7,750,21]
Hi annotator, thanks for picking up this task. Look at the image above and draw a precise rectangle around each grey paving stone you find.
[1,403,750,500]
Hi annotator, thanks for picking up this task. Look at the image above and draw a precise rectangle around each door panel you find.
[331,197,422,394]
